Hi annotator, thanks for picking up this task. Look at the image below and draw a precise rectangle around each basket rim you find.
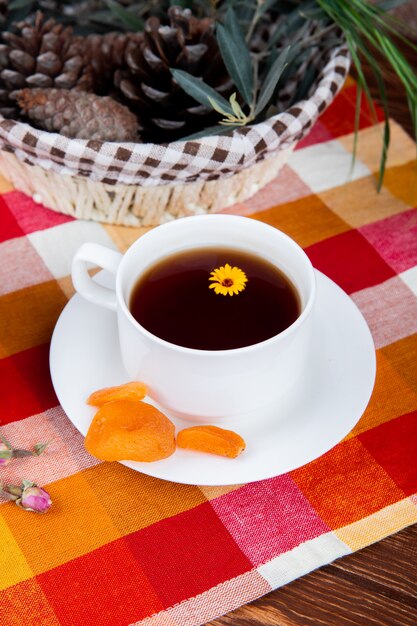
[0,43,350,188]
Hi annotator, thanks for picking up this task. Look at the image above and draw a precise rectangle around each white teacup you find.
[72,215,316,421]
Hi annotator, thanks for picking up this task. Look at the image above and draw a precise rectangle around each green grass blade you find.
[349,82,362,180]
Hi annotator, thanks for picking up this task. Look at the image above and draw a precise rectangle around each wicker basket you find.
[0,43,350,227]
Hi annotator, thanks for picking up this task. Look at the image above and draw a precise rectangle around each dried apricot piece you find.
[87,381,147,406]
[177,425,245,458]
[85,400,175,462]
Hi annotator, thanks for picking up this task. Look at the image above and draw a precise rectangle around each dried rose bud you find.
[0,442,13,467]
[0,433,49,464]
[17,483,52,514]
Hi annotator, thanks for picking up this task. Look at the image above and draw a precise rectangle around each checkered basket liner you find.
[0,43,349,225]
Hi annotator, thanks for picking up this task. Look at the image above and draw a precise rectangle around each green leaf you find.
[1,490,19,501]
[0,450,12,460]
[89,10,122,27]
[207,97,232,117]
[229,93,243,118]
[180,124,240,141]
[33,442,49,456]
[258,0,282,16]
[272,1,303,14]
[7,484,22,496]
[288,60,318,106]
[171,69,234,115]
[8,0,34,9]
[217,10,253,106]
[268,1,316,48]
[0,433,12,449]
[268,16,302,48]
[12,449,34,458]
[227,2,256,29]
[255,45,293,116]
[105,0,144,31]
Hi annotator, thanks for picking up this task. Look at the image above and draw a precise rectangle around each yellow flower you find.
[209,263,248,296]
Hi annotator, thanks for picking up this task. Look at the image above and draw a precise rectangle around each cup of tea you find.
[72,215,316,420]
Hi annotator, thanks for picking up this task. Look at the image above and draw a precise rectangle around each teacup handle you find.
[72,243,122,311]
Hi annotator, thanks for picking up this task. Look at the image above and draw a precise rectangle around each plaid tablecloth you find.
[1,76,417,626]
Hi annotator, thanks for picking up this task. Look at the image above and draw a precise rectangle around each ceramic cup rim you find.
[115,214,316,356]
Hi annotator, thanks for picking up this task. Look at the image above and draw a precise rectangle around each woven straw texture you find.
[1,77,417,626]
[0,44,349,225]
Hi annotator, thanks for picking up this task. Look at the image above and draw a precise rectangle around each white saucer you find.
[50,270,376,486]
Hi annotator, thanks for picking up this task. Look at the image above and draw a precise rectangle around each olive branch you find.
[168,0,417,188]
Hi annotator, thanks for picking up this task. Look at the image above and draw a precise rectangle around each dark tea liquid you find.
[129,248,300,350]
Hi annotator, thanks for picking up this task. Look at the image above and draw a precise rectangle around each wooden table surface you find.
[210,24,417,626]
[210,525,417,626]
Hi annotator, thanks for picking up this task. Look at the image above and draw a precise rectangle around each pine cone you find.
[0,12,93,118]
[13,88,140,142]
[0,1,6,30]
[86,31,136,95]
[0,1,113,32]
[114,6,233,142]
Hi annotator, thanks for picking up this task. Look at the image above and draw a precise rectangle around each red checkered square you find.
[125,501,252,608]
[360,208,417,274]
[4,190,73,235]
[351,277,417,349]
[37,539,163,626]
[359,410,417,496]
[0,196,24,242]
[211,475,329,566]
[244,165,312,213]
[318,84,384,139]
[291,438,405,529]
[0,344,58,425]
[305,229,396,294]
[0,236,53,295]
[0,579,58,626]
[296,120,334,149]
